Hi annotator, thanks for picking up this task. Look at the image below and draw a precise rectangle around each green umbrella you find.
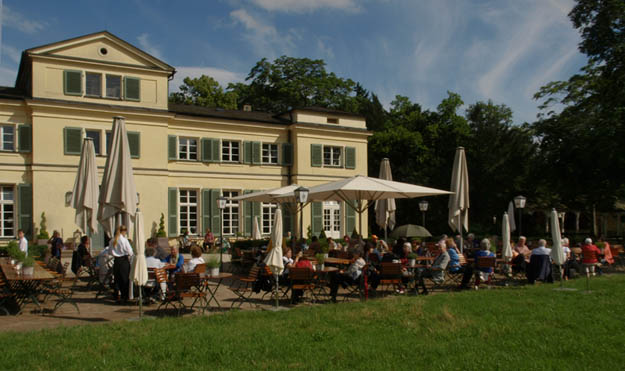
[389,224,432,239]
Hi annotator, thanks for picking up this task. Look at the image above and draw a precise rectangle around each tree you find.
[170,75,238,109]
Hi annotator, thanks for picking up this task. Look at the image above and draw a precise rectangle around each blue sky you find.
[0,0,587,124]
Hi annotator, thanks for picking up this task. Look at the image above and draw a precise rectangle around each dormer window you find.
[85,72,102,97]
[106,74,122,99]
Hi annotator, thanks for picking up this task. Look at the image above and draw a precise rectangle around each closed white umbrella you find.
[252,216,262,240]
[70,138,99,235]
[550,209,565,266]
[97,116,138,237]
[502,212,513,262]
[130,210,148,317]
[375,158,396,239]
[448,147,469,253]
[507,201,516,233]
[264,208,283,308]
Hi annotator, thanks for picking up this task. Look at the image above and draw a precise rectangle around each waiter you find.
[110,225,134,304]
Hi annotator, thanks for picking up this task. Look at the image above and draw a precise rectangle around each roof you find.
[290,106,364,119]
[168,103,290,125]
[0,86,26,100]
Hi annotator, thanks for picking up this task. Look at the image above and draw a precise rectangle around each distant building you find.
[0,31,370,248]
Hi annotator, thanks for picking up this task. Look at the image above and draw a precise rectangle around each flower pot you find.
[15,262,23,271]
[22,266,34,275]
[209,267,220,277]
[323,253,329,259]
[9,259,15,265]
[409,259,416,267]
[316,264,325,271]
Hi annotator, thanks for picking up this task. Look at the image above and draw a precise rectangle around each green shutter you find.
[345,201,356,237]
[311,144,322,167]
[252,142,261,165]
[345,146,356,169]
[127,131,140,158]
[202,189,211,234]
[243,141,252,164]
[210,189,221,234]
[311,202,322,237]
[17,125,32,153]
[63,70,82,96]
[281,143,292,166]
[168,135,177,160]
[282,203,292,237]
[17,184,33,239]
[124,76,140,101]
[168,188,178,237]
[212,139,221,162]
[64,127,83,155]
[201,138,211,162]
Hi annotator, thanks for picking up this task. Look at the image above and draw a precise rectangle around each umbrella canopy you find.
[507,201,516,232]
[97,116,138,236]
[131,210,148,286]
[252,216,262,240]
[374,158,397,232]
[70,138,99,234]
[502,212,513,262]
[448,147,469,234]
[389,224,431,239]
[550,209,566,265]
[231,184,300,203]
[264,208,284,275]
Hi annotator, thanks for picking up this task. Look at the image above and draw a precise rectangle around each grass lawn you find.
[1,274,624,370]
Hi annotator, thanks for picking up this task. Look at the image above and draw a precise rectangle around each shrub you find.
[206,256,220,268]
[156,213,167,237]
[37,212,50,240]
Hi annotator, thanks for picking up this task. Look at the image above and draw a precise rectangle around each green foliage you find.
[22,255,35,267]
[314,253,325,265]
[6,241,25,262]
[37,212,49,240]
[206,256,220,268]
[407,253,418,260]
[318,229,327,240]
[28,245,48,259]
[306,225,313,240]
[156,213,167,237]
[169,75,238,109]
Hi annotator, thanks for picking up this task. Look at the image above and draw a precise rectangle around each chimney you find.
[243,104,252,112]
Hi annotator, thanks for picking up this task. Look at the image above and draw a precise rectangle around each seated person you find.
[281,247,295,282]
[446,239,462,273]
[561,237,579,279]
[145,245,167,300]
[474,239,495,286]
[329,251,366,302]
[161,245,185,273]
[598,236,614,266]
[511,236,531,273]
[308,236,321,254]
[203,228,215,252]
[531,239,552,257]
[416,241,450,295]
[292,252,314,303]
[71,235,91,274]
[96,245,113,285]
[183,245,205,273]
[581,238,602,276]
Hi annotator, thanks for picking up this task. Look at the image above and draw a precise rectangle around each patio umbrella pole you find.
[458,214,463,254]
[274,273,279,308]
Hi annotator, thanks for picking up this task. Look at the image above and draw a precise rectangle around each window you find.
[85,130,101,155]
[1,125,14,151]
[179,189,198,235]
[323,146,342,167]
[222,141,240,162]
[85,72,102,97]
[262,202,277,234]
[106,75,122,99]
[222,191,239,235]
[178,138,197,160]
[262,143,278,165]
[327,118,338,124]
[0,186,14,237]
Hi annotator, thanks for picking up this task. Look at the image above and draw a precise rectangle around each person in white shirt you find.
[18,229,28,257]
[144,244,167,300]
[110,225,134,304]
[531,239,552,256]
[183,245,205,273]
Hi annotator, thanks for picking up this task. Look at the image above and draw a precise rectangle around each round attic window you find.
[99,47,108,56]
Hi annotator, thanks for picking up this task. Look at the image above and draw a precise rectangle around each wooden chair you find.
[289,268,317,304]
[229,265,262,308]
[157,272,205,316]
[44,261,80,314]
[378,262,402,296]
[475,256,497,288]
[230,248,245,273]
[342,264,367,302]
[193,263,206,274]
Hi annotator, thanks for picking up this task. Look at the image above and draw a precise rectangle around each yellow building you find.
[0,31,370,249]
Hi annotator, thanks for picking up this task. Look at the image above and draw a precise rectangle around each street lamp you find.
[514,195,527,237]
[294,187,309,241]
[217,196,227,270]
[419,200,429,227]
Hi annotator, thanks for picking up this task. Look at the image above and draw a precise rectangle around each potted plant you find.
[407,253,417,267]
[21,256,35,275]
[315,253,325,271]
[320,244,330,259]
[7,242,24,266]
[207,256,220,277]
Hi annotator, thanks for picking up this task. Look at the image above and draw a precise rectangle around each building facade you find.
[0,31,370,248]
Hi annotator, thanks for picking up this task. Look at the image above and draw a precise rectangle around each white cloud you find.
[170,66,245,92]
[1,5,45,34]
[137,33,163,60]
[524,48,578,98]
[1,44,21,64]
[316,39,334,59]
[250,0,360,13]
[0,66,16,86]
[230,8,297,58]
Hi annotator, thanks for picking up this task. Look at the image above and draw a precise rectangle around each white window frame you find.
[222,190,239,235]
[222,140,240,162]
[178,137,198,161]
[262,143,278,165]
[178,189,198,235]
[0,125,14,151]
[85,129,102,155]
[261,202,277,234]
[323,145,342,167]
[0,185,15,238]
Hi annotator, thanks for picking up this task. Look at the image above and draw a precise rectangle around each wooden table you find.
[0,258,54,314]
[199,272,232,310]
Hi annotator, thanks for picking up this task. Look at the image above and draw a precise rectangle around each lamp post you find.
[419,200,429,227]
[217,196,227,271]
[294,187,309,241]
[514,195,527,238]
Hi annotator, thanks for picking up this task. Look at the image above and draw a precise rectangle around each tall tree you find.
[170,75,238,109]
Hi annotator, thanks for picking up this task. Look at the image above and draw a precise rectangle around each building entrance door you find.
[323,201,341,239]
